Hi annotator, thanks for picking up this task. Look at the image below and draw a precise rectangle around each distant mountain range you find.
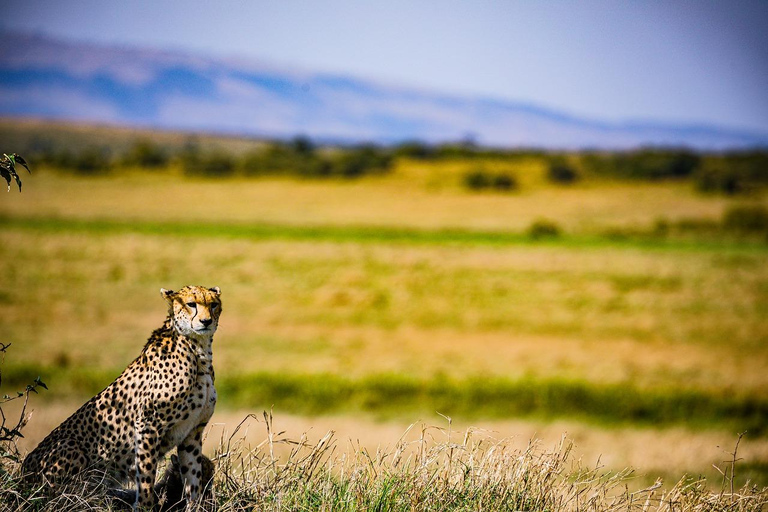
[1,32,766,150]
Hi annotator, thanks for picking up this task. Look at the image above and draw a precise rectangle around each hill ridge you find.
[1,31,767,150]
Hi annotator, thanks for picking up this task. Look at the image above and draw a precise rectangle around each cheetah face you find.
[161,285,222,339]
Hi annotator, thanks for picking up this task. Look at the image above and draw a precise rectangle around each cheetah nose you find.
[201,318,213,327]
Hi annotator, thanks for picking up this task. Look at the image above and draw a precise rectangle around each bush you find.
[290,135,315,157]
[239,149,269,176]
[527,219,561,239]
[394,140,435,159]
[463,170,491,190]
[492,173,517,191]
[203,151,237,177]
[241,139,323,177]
[182,149,236,177]
[696,165,745,195]
[722,205,768,234]
[328,145,392,178]
[40,147,112,174]
[695,152,768,195]
[0,343,47,469]
[67,147,113,175]
[547,162,579,184]
[241,141,391,179]
[122,139,169,168]
[584,149,701,181]
[673,217,721,235]
[463,169,517,192]
[241,145,291,175]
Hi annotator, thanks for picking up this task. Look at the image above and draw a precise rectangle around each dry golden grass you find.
[0,167,746,233]
[1,234,766,448]
[1,229,766,393]
[8,399,768,492]
[8,409,767,511]
[2,168,768,500]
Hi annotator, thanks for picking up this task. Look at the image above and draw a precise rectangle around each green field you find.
[2,132,768,489]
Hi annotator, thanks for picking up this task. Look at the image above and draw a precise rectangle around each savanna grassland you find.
[1,120,768,508]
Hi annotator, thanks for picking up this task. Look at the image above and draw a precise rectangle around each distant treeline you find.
[580,149,768,194]
[399,142,768,195]
[2,119,766,193]
[34,136,395,179]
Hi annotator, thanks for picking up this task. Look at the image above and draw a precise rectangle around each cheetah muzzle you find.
[22,285,222,510]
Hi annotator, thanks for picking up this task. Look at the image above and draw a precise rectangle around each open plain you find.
[2,154,767,493]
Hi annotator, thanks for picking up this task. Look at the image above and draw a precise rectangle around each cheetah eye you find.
[211,303,219,310]
[186,302,197,308]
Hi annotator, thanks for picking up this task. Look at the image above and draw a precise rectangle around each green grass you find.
[217,373,768,434]
[6,365,767,435]
[3,126,768,508]
[2,213,767,252]
[2,220,767,396]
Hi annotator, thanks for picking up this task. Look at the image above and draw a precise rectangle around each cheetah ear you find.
[209,286,221,295]
[160,288,175,302]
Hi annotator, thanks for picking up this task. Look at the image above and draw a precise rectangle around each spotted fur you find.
[22,285,222,510]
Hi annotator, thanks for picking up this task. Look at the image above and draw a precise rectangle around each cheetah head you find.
[161,285,222,339]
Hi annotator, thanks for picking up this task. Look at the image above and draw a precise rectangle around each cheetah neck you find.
[165,317,215,372]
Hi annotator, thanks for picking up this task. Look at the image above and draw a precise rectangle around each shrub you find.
[241,141,390,179]
[203,151,236,177]
[673,217,721,235]
[394,140,435,159]
[122,139,169,168]
[64,147,112,175]
[290,135,315,157]
[182,149,236,177]
[0,343,47,470]
[328,145,392,178]
[695,152,768,195]
[241,144,295,175]
[463,170,491,190]
[584,149,701,181]
[492,173,517,191]
[696,164,747,195]
[653,217,671,237]
[547,162,579,184]
[463,169,517,192]
[527,219,561,239]
[297,157,332,177]
[240,149,269,175]
[722,204,768,234]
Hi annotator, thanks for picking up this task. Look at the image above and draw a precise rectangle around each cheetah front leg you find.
[134,408,161,511]
[177,422,207,506]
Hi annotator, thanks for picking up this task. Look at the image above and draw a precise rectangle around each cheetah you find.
[22,285,222,510]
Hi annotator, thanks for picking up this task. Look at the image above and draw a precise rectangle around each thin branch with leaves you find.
[0,342,47,467]
[1,153,31,192]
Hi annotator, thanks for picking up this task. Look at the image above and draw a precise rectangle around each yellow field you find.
[7,400,768,489]
[0,163,740,232]
[2,229,766,392]
[1,165,767,485]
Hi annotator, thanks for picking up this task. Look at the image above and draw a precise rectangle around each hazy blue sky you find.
[2,0,767,134]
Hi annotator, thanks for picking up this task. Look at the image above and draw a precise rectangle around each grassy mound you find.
[3,414,766,511]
